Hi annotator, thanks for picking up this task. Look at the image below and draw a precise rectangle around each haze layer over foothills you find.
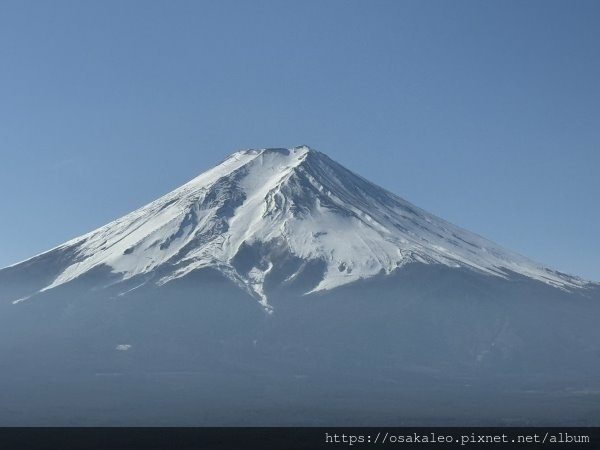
[1,147,600,426]
[1,0,599,427]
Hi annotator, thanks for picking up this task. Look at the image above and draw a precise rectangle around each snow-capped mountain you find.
[4,146,589,311]
[1,146,599,426]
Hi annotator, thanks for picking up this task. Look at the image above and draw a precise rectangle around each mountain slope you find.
[1,146,589,311]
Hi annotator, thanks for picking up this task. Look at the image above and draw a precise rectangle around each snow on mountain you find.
[5,146,588,310]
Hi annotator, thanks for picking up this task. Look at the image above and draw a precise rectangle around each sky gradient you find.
[1,0,598,280]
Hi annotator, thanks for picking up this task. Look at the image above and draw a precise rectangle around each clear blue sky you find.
[1,0,598,281]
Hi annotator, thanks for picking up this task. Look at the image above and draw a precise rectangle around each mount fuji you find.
[1,146,588,308]
[1,146,599,426]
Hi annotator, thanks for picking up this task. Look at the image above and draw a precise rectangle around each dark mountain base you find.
[1,264,599,425]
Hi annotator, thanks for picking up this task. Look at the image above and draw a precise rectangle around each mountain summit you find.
[5,146,587,311]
